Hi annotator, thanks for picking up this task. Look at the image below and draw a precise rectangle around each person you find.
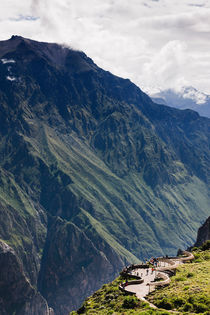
[146,268,149,275]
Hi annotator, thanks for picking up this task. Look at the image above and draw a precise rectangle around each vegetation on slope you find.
[148,243,210,313]
[70,277,169,315]
[73,243,210,314]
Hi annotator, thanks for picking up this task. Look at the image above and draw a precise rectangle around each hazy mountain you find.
[0,36,209,314]
[151,87,210,118]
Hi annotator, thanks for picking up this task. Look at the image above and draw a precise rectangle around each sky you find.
[1,0,210,95]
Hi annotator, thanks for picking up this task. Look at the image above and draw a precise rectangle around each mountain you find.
[151,87,210,118]
[0,35,209,314]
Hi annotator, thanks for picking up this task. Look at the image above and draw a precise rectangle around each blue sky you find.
[1,0,210,94]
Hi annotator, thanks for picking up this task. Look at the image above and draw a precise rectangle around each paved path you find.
[124,261,170,298]
[125,269,156,298]
[122,251,194,302]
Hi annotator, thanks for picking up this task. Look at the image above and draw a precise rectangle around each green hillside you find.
[148,245,210,313]
[72,245,210,314]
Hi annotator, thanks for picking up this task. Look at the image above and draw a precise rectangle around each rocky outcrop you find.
[194,217,210,247]
[38,217,123,314]
[0,240,53,315]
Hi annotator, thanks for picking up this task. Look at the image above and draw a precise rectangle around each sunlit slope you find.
[22,122,209,259]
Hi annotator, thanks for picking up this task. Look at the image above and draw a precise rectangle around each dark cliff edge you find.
[0,36,209,314]
[194,216,210,247]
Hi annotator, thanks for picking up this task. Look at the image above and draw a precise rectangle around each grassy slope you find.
[148,247,210,313]
[72,246,210,314]
[70,277,169,315]
[0,168,47,283]
[1,114,209,277]
[23,121,209,261]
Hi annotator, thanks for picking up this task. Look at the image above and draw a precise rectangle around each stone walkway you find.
[121,251,194,303]
[124,261,170,298]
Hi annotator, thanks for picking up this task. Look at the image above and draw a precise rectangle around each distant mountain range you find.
[151,87,210,118]
[0,36,209,314]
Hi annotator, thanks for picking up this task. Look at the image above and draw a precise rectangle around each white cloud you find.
[0,0,210,94]
[182,88,207,104]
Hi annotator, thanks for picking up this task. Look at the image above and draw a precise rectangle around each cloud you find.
[0,0,210,94]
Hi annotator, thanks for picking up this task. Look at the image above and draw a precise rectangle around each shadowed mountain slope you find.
[0,36,209,314]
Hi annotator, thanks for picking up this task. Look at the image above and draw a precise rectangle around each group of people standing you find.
[147,257,159,267]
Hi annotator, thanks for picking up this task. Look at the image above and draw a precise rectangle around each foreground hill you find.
[0,36,209,314]
[72,245,210,314]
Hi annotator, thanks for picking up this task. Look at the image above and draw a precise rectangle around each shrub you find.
[201,240,210,251]
[186,272,194,278]
[173,297,185,307]
[191,247,199,251]
[194,302,209,313]
[183,302,193,311]
[183,286,189,290]
[77,304,86,314]
[122,296,138,309]
[175,276,186,281]
[156,298,173,310]
[188,296,195,304]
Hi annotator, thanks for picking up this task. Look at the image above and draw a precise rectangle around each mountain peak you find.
[0,36,96,73]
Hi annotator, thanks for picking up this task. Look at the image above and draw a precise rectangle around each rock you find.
[0,240,53,315]
[194,217,210,247]
[38,218,123,314]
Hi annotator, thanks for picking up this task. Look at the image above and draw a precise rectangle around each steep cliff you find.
[0,36,209,314]
[0,240,53,315]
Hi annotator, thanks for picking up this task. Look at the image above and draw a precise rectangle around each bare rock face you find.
[0,240,54,315]
[194,217,210,247]
[38,218,123,314]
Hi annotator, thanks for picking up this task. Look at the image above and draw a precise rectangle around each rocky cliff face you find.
[0,240,53,315]
[194,217,210,247]
[38,218,123,315]
[0,36,209,314]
